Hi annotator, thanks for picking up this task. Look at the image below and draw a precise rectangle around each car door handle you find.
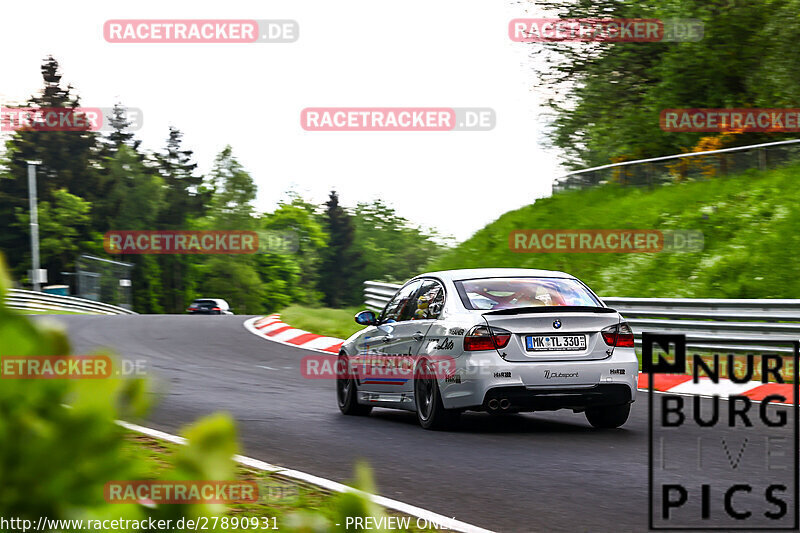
[412,332,425,341]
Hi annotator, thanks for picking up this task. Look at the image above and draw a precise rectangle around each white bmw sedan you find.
[337,268,639,430]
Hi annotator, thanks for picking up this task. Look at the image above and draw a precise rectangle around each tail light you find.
[464,325,512,351]
[601,323,635,348]
[212,307,221,311]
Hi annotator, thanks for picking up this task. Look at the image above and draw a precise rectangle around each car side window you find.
[411,279,445,320]
[381,280,423,323]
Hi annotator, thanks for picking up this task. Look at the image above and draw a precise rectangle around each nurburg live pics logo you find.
[644,333,799,530]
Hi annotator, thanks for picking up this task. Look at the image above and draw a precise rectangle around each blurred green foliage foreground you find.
[0,253,394,532]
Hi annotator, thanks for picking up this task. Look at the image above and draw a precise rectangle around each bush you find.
[0,252,393,532]
[0,252,238,529]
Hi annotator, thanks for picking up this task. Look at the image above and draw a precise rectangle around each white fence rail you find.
[553,138,800,192]
[5,289,137,315]
[365,281,800,353]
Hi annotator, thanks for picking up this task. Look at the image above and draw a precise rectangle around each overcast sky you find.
[2,0,563,242]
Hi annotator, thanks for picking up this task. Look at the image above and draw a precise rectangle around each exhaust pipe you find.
[499,398,511,410]
[488,399,500,411]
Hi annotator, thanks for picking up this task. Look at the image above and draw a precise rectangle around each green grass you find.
[279,305,366,340]
[122,431,440,532]
[428,164,800,298]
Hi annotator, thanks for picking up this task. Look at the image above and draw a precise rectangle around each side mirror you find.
[354,310,378,326]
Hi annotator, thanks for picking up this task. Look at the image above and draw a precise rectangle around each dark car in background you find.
[186,298,233,315]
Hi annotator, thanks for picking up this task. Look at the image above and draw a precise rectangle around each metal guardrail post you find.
[27,161,42,291]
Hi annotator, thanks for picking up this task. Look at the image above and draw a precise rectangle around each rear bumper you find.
[481,383,631,412]
[439,348,639,410]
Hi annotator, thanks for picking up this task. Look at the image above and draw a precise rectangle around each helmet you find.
[414,294,432,319]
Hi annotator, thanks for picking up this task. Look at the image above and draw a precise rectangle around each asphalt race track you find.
[41,315,797,533]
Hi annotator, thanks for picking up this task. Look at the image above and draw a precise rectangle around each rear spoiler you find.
[482,306,618,316]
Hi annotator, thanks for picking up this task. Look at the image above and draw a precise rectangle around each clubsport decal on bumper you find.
[436,348,640,410]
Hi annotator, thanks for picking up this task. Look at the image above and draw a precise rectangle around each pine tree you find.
[93,102,147,233]
[154,127,207,312]
[318,191,364,307]
[106,103,141,151]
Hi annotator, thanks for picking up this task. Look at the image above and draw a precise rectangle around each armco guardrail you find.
[364,281,800,354]
[604,297,800,354]
[364,281,401,312]
[5,289,137,315]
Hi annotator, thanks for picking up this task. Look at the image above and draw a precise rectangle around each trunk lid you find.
[482,307,621,362]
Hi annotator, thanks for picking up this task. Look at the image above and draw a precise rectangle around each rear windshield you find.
[192,300,218,308]
[454,277,601,311]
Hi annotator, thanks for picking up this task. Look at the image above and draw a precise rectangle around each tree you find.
[318,191,363,307]
[155,127,207,229]
[195,256,265,315]
[105,102,142,151]
[253,252,302,312]
[13,188,91,281]
[205,145,257,229]
[105,145,167,313]
[352,199,447,284]
[107,145,165,230]
[537,0,782,168]
[261,192,328,303]
[91,102,147,231]
[192,147,264,313]
[0,56,102,282]
[154,128,207,312]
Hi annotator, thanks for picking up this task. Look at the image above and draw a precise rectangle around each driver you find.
[413,287,443,319]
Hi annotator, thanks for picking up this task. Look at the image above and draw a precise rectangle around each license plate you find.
[526,334,586,351]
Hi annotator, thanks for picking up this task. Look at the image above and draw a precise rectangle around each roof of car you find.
[412,268,574,282]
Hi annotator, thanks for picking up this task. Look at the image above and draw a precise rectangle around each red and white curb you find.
[244,314,344,354]
[118,420,493,533]
[245,315,796,404]
[639,373,795,404]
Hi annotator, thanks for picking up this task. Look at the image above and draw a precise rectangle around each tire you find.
[414,359,460,430]
[336,355,372,416]
[586,403,631,429]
